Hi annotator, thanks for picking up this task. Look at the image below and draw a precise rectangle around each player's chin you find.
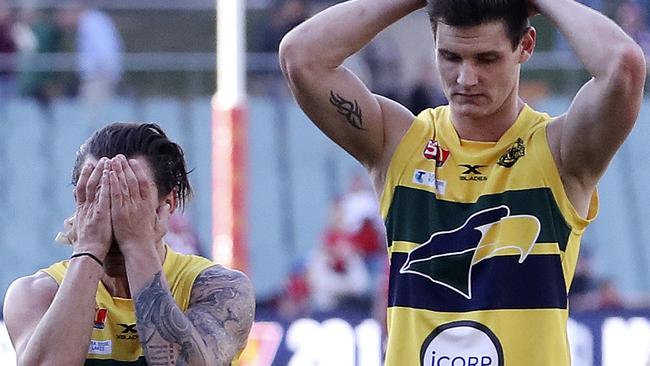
[451,102,490,118]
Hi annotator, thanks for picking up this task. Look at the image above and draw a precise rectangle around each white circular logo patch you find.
[420,321,503,366]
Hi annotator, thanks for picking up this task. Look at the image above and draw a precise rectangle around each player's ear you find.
[519,26,536,63]
[160,190,177,215]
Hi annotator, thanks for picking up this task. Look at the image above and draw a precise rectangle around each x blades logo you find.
[459,164,488,181]
[423,140,450,167]
[498,138,526,168]
[459,164,486,175]
[116,323,139,341]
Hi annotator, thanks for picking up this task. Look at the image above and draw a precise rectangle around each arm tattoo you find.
[187,267,255,363]
[135,272,206,366]
[135,268,254,366]
[329,91,365,130]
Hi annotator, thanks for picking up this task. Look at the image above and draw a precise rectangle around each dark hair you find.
[72,122,192,208]
[427,0,530,49]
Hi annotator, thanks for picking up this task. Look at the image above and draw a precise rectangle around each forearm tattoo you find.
[329,91,365,130]
[135,272,205,366]
[135,268,254,366]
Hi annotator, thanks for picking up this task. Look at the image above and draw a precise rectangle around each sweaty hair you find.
[72,122,192,208]
[427,0,530,49]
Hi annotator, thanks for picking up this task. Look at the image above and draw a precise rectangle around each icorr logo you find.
[420,321,503,366]
[424,140,450,167]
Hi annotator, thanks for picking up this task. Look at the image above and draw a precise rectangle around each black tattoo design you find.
[135,272,205,366]
[187,266,255,362]
[329,91,365,130]
[134,267,254,366]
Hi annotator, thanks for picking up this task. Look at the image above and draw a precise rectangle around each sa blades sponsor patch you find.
[88,340,112,355]
[413,170,446,195]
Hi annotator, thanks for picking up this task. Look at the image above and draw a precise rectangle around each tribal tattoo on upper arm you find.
[134,268,254,366]
[330,91,366,130]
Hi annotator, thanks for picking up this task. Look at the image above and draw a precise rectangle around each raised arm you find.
[3,159,113,366]
[279,0,423,169]
[538,0,646,211]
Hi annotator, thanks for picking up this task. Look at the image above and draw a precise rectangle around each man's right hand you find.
[73,157,112,261]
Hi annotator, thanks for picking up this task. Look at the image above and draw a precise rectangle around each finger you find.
[75,162,94,204]
[86,159,107,204]
[109,169,123,209]
[111,156,130,201]
[121,157,141,200]
[130,159,153,202]
[97,168,111,214]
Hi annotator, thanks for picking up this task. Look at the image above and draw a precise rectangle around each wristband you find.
[71,252,104,267]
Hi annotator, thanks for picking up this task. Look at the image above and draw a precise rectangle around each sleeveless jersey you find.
[41,246,218,366]
[379,105,598,366]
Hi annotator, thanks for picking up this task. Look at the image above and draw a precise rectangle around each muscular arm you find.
[279,0,422,169]
[537,0,646,209]
[131,264,254,366]
[3,262,103,366]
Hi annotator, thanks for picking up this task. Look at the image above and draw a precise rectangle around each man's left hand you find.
[109,155,170,256]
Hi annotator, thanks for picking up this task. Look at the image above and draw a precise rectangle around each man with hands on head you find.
[3,123,255,366]
[280,0,645,364]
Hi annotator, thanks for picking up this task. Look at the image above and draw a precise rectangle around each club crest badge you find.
[498,138,526,168]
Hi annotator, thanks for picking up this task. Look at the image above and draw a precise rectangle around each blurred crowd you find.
[0,0,122,118]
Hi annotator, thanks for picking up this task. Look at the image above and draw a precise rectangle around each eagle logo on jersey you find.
[400,206,540,299]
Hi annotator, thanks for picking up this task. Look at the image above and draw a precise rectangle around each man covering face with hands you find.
[3,123,255,366]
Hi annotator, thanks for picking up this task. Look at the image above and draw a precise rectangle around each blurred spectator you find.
[275,260,311,319]
[597,279,625,310]
[15,6,63,111]
[0,1,16,103]
[261,0,308,52]
[569,249,599,311]
[307,199,371,312]
[406,59,447,115]
[164,211,203,256]
[616,0,650,54]
[58,2,123,124]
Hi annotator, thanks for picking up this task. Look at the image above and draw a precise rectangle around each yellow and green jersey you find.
[380,105,598,366]
[42,246,215,365]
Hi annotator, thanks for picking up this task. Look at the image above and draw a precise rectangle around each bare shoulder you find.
[3,272,58,350]
[4,271,58,313]
[187,265,255,357]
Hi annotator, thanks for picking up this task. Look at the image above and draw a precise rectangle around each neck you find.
[451,86,525,142]
[100,241,167,298]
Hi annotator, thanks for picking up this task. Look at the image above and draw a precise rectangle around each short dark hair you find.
[427,0,530,49]
[72,122,192,208]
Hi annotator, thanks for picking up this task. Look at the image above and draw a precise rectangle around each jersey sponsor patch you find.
[94,308,108,330]
[413,169,447,195]
[420,321,503,366]
[88,339,112,355]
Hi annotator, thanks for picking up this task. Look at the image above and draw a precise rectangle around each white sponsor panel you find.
[88,339,113,355]
[413,169,447,195]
